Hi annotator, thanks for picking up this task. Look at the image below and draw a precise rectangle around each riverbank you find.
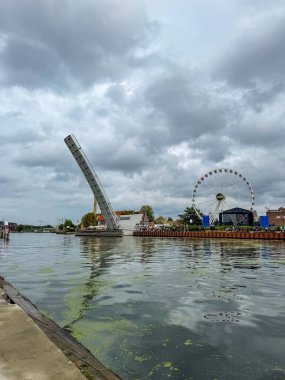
[0,276,121,380]
[134,230,285,240]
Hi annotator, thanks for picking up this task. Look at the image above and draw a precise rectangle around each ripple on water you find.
[1,234,285,379]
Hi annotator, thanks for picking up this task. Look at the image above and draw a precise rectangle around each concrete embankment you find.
[134,230,285,240]
[0,277,121,380]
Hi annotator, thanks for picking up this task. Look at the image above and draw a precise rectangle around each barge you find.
[75,229,123,237]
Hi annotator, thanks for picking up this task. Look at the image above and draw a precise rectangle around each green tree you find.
[64,219,75,230]
[178,207,202,225]
[81,212,97,228]
[17,224,24,232]
[121,210,136,215]
[140,205,154,222]
[154,216,167,224]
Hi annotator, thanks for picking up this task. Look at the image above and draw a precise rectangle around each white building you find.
[119,214,146,235]
[97,212,149,235]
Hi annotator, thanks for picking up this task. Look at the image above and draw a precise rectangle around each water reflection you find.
[1,235,285,379]
[64,237,122,330]
[0,236,9,258]
[138,238,156,263]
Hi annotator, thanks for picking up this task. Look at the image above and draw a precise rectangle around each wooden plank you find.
[0,276,122,380]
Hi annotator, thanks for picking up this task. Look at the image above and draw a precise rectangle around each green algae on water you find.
[39,266,54,274]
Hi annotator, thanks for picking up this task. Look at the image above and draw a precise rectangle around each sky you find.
[0,0,285,225]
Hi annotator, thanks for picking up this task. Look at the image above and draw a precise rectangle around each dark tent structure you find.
[219,207,253,226]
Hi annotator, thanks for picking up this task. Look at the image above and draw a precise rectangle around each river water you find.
[1,233,285,380]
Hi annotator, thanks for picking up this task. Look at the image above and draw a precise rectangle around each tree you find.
[178,207,202,225]
[121,210,136,215]
[154,216,167,224]
[64,219,75,230]
[81,212,97,228]
[140,205,154,222]
[17,224,24,232]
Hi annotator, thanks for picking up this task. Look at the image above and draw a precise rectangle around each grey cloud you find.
[254,172,284,196]
[129,50,163,68]
[49,172,72,183]
[247,155,285,207]
[67,107,85,122]
[190,135,231,163]
[244,83,284,113]
[203,146,229,163]
[0,175,10,184]
[106,84,127,105]
[13,143,69,169]
[213,17,285,89]
[89,139,150,175]
[0,110,22,118]
[0,0,154,89]
[1,36,62,89]
[231,120,285,148]
[143,70,227,145]
[0,127,47,147]
[99,153,148,174]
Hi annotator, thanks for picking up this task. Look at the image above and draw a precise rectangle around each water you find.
[1,233,285,380]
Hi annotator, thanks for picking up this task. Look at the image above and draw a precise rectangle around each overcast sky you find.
[1,0,285,225]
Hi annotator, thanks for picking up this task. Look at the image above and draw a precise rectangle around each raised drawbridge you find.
[64,134,122,235]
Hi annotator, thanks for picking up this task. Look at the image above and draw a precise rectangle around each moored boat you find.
[75,228,123,237]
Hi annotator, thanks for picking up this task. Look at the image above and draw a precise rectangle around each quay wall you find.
[133,230,285,240]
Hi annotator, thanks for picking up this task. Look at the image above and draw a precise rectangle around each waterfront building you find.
[97,211,149,235]
[0,221,18,232]
[266,207,285,227]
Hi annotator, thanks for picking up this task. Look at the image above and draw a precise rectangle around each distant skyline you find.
[1,0,285,225]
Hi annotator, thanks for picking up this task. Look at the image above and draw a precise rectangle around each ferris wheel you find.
[192,168,255,225]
